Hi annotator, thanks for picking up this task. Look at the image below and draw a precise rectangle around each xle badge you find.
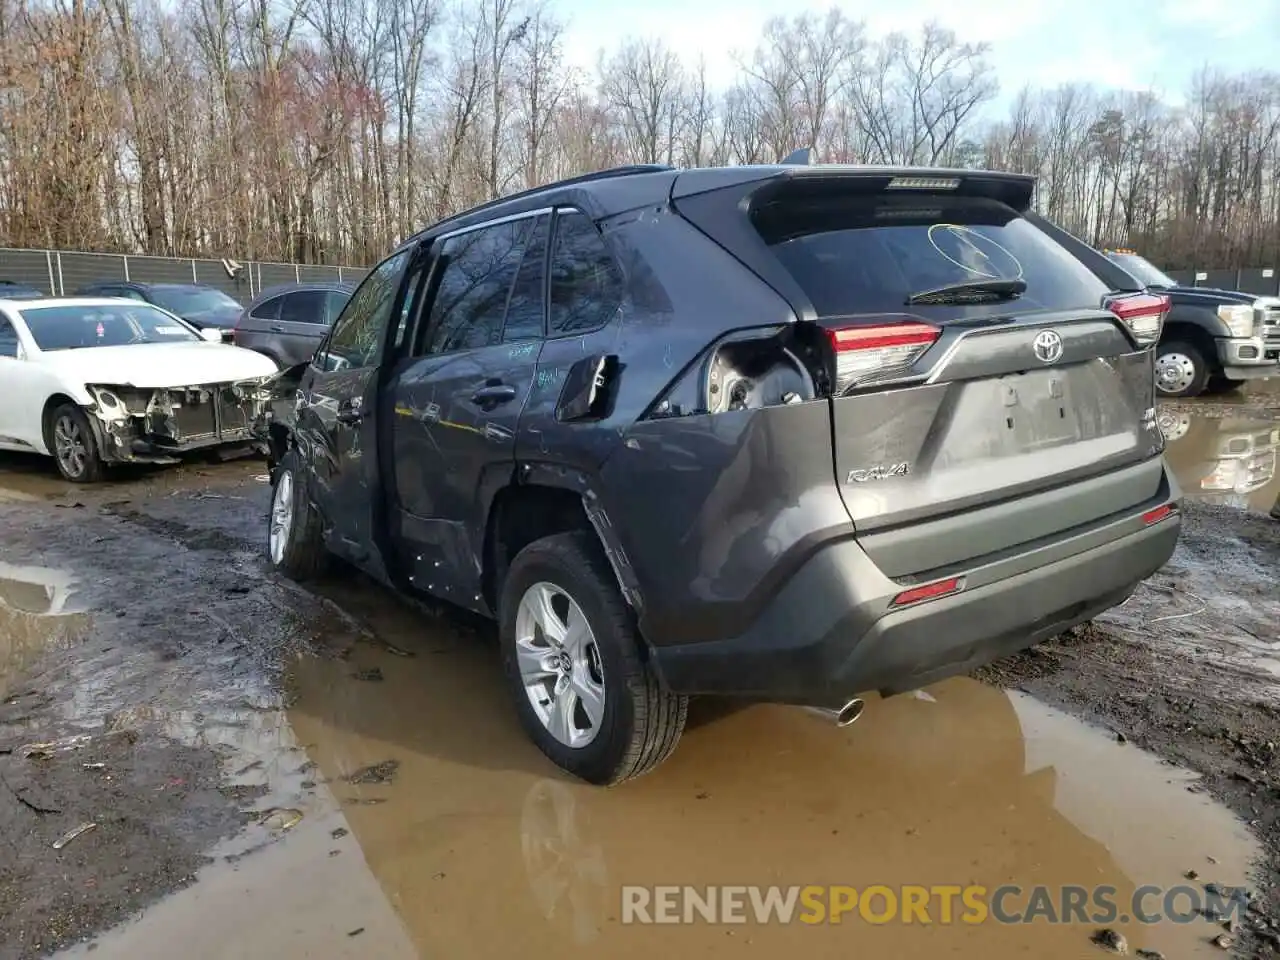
[847,462,910,483]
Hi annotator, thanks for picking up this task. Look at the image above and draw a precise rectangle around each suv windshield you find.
[1104,252,1177,289]
[149,287,241,315]
[20,304,200,351]
[755,193,1111,319]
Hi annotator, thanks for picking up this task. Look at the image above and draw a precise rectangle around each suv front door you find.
[387,213,549,612]
[297,249,413,580]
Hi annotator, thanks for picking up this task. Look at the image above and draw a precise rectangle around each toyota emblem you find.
[1033,330,1064,364]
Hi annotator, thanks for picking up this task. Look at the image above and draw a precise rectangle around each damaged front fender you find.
[247,361,309,470]
[84,376,275,464]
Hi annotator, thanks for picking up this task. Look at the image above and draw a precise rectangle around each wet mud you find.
[0,393,1274,958]
[1160,380,1280,427]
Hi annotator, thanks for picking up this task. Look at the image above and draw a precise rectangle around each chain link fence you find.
[3,246,1278,303]
[0,247,371,304]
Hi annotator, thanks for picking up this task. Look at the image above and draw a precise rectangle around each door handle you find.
[471,383,517,406]
[269,324,285,332]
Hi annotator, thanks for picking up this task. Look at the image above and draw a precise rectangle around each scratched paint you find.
[508,343,538,361]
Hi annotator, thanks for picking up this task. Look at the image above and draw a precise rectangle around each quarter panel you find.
[515,208,798,477]
[599,399,853,647]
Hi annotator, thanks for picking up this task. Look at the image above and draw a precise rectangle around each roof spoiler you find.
[673,165,1038,212]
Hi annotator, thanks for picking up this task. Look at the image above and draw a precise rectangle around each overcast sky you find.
[559,0,1280,111]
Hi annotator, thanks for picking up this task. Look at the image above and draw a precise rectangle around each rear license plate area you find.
[995,371,1083,450]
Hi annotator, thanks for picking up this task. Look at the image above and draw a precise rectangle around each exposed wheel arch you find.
[482,478,644,623]
[483,484,591,613]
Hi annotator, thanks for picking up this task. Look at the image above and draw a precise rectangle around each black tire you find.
[1204,376,1246,396]
[267,449,329,579]
[1155,340,1211,399]
[47,402,105,483]
[499,531,687,786]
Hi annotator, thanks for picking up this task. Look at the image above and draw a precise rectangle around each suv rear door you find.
[676,172,1168,578]
[385,212,549,611]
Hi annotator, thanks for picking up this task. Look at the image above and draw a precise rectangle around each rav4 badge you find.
[847,462,911,483]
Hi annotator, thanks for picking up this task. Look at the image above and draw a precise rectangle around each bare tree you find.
[512,4,568,188]
[599,37,684,165]
[0,0,1277,270]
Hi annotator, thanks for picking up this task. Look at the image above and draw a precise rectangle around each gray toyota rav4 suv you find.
[261,162,1182,785]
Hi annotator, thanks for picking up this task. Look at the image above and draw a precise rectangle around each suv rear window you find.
[754,193,1110,319]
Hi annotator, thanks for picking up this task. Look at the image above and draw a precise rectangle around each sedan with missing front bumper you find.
[87,381,273,465]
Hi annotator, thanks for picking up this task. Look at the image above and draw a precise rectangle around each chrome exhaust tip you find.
[803,698,866,727]
[835,698,865,727]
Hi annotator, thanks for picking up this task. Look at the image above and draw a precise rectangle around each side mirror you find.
[200,327,223,343]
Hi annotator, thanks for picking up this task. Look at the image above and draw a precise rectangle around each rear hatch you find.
[675,170,1169,577]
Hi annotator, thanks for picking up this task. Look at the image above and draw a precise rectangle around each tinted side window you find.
[424,220,528,355]
[323,291,350,326]
[503,216,549,342]
[324,251,408,369]
[251,296,282,321]
[280,290,327,324]
[0,318,19,358]
[548,211,624,337]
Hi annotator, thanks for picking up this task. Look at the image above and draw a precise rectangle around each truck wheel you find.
[1205,376,1246,395]
[267,448,328,579]
[48,403,105,483]
[500,531,687,786]
[1155,341,1210,398]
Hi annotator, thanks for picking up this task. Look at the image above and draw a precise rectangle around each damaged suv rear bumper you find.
[647,478,1182,708]
[85,381,271,465]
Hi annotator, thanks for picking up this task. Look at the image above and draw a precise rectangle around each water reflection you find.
[0,561,90,698]
[284,617,1257,960]
[1160,410,1280,512]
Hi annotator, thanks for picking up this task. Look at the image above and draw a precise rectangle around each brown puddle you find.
[274,581,1254,960]
[0,561,91,699]
[1160,409,1280,514]
[61,580,1259,959]
[0,449,266,506]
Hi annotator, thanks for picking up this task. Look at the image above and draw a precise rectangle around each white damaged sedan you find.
[0,297,277,482]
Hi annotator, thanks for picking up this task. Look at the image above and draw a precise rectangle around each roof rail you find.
[423,164,676,237]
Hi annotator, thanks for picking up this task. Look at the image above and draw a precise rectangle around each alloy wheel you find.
[515,582,606,749]
[53,414,88,479]
[269,470,294,565]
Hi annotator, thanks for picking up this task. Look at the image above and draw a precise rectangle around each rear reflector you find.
[825,321,940,393]
[1105,291,1170,346]
[891,577,963,607]
[1142,504,1175,525]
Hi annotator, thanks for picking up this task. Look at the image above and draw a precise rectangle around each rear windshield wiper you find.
[906,278,1028,305]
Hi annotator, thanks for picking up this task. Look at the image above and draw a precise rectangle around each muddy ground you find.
[0,389,1276,960]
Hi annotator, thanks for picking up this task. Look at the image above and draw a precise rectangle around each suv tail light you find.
[1105,292,1170,346]
[824,321,940,394]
